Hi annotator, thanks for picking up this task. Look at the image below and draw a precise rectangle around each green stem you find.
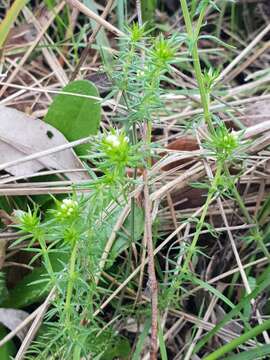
[180,163,222,278]
[204,318,270,360]
[131,122,138,246]
[179,0,215,134]
[65,241,78,327]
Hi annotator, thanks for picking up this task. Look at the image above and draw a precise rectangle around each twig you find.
[65,0,124,36]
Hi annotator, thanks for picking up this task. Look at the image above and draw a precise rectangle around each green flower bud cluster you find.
[56,198,79,220]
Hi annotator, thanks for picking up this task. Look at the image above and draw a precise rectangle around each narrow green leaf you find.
[258,194,270,225]
[204,319,270,360]
[0,0,28,49]
[224,344,270,360]
[189,275,235,308]
[83,0,112,66]
[109,205,144,267]
[195,265,270,353]
[132,317,152,360]
[158,318,168,360]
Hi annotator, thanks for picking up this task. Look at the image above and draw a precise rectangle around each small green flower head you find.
[203,67,220,91]
[219,130,239,156]
[102,130,130,165]
[127,22,147,43]
[151,35,177,69]
[56,198,79,221]
[206,122,240,162]
[63,227,78,247]
[14,207,40,233]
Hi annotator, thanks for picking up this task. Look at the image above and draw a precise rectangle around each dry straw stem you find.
[65,0,124,37]
[0,136,93,173]
[162,94,270,122]
[0,2,66,98]
[0,81,102,102]
[95,203,131,283]
[217,22,270,83]
[183,287,224,360]
[225,40,270,83]
[23,6,68,85]
[70,0,115,80]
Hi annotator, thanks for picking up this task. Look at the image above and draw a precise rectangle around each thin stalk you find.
[204,318,270,360]
[0,0,28,49]
[180,163,222,278]
[179,0,215,134]
[65,241,78,327]
[130,123,138,247]
[122,93,137,263]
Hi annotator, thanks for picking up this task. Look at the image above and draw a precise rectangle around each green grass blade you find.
[0,325,16,359]
[83,0,112,67]
[224,344,270,360]
[132,317,151,360]
[189,275,235,309]
[204,319,270,360]
[158,318,168,360]
[116,0,126,32]
[194,265,270,353]
[0,0,28,49]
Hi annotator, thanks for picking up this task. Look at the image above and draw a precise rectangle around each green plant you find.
[0,0,28,50]
[4,2,270,358]
[12,129,142,359]
[109,23,180,127]
[204,318,270,360]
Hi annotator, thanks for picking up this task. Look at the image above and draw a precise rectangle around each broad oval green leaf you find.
[45,80,101,156]
[1,252,68,309]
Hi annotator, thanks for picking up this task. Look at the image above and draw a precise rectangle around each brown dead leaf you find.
[0,106,89,181]
[162,136,198,171]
